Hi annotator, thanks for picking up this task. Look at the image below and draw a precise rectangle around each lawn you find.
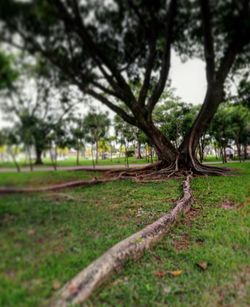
[0,163,249,306]
[0,156,152,169]
[0,170,100,188]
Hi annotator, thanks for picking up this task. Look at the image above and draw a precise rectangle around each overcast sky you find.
[170,52,206,104]
[0,52,207,128]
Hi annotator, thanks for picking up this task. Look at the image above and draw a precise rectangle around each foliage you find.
[0,50,18,89]
[210,104,250,159]
[154,95,198,147]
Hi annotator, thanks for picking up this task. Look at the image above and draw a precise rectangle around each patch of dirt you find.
[173,233,190,251]
[4,269,16,280]
[221,199,249,211]
[0,213,17,226]
[221,199,235,210]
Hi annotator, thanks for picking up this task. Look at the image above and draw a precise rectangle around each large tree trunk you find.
[135,139,142,159]
[35,147,43,165]
[95,140,99,164]
[235,139,241,162]
[140,121,177,164]
[177,83,225,173]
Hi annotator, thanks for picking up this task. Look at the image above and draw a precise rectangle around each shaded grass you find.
[0,178,179,307]
[0,170,100,188]
[0,163,249,306]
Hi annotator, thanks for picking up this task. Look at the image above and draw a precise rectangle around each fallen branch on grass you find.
[51,174,193,307]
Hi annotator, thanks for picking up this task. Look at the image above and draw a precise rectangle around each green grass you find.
[0,170,100,188]
[0,156,153,168]
[0,163,249,306]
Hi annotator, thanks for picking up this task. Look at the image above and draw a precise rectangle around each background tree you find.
[1,128,21,172]
[114,115,137,167]
[210,106,232,163]
[226,105,250,161]
[47,122,68,171]
[154,95,198,148]
[83,111,110,164]
[0,57,78,165]
[69,116,85,165]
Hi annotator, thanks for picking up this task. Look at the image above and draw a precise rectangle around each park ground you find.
[0,155,227,170]
[0,162,249,306]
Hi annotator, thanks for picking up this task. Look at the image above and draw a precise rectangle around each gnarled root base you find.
[105,159,231,182]
[51,175,193,306]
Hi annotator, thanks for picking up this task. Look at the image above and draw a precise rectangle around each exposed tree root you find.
[51,175,193,307]
[0,178,121,195]
[105,161,162,177]
[103,157,232,182]
[192,162,231,176]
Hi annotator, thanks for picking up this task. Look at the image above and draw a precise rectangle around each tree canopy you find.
[0,0,250,174]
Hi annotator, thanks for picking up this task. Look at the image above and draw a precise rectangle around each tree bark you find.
[95,140,99,164]
[178,82,224,169]
[141,121,177,164]
[235,139,241,162]
[76,146,80,166]
[136,139,142,159]
[9,147,21,173]
[35,147,43,165]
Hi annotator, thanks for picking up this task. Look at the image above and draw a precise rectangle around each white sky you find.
[0,52,207,128]
[170,52,206,104]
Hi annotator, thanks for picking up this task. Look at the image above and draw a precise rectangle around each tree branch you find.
[52,0,137,105]
[138,38,157,106]
[199,0,215,84]
[147,0,177,114]
[91,81,125,101]
[86,89,136,126]
[216,0,250,84]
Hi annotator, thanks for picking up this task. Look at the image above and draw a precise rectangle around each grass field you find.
[0,170,100,188]
[0,163,249,306]
[0,156,152,169]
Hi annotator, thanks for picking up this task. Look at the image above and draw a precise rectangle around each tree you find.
[154,96,198,148]
[1,128,21,172]
[210,106,232,163]
[69,116,85,165]
[83,111,110,164]
[48,122,68,170]
[0,58,77,165]
[114,114,137,167]
[0,50,18,90]
[1,0,250,175]
[226,105,250,161]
